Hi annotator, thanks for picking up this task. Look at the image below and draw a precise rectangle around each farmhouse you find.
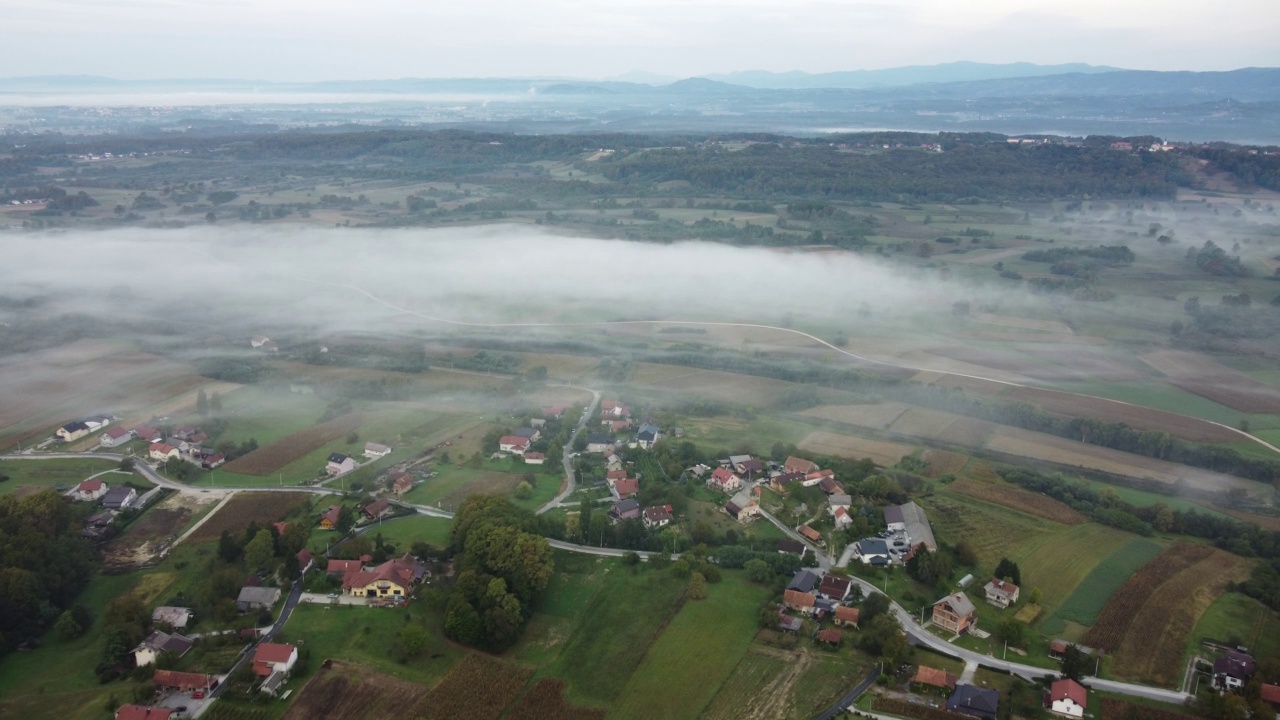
[115,705,174,720]
[524,452,546,465]
[153,670,214,693]
[1213,649,1256,690]
[363,442,392,458]
[101,426,135,447]
[609,476,639,500]
[706,467,742,493]
[833,605,861,628]
[984,578,1020,608]
[361,498,392,521]
[326,452,356,475]
[327,558,364,575]
[586,433,613,453]
[635,424,660,449]
[729,455,765,478]
[642,505,673,529]
[787,570,820,593]
[884,501,937,552]
[913,666,957,691]
[514,427,540,442]
[253,641,298,676]
[389,470,413,495]
[785,456,819,475]
[798,525,823,545]
[608,498,643,524]
[101,485,137,510]
[784,589,817,616]
[152,606,193,629]
[236,586,282,612]
[725,489,761,523]
[832,506,853,530]
[818,574,853,602]
[57,421,91,442]
[1047,678,1087,718]
[319,505,342,530]
[149,442,179,461]
[802,469,835,487]
[133,425,162,443]
[818,477,844,495]
[854,538,891,565]
[948,684,1000,720]
[297,548,314,572]
[778,539,808,558]
[133,631,194,667]
[933,592,978,635]
[769,471,804,493]
[601,400,630,418]
[73,478,108,501]
[816,628,842,646]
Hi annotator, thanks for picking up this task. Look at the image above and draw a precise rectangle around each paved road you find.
[539,386,601,515]
[758,507,832,569]
[815,665,881,720]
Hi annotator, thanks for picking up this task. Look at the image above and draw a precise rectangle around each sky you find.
[2,0,1277,81]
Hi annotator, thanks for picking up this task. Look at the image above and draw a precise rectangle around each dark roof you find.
[949,684,1000,717]
[724,501,742,516]
[62,421,90,432]
[778,539,806,556]
[514,427,538,438]
[1214,650,1256,679]
[818,574,852,597]
[327,452,349,464]
[787,569,820,592]
[587,433,612,444]
[101,486,135,506]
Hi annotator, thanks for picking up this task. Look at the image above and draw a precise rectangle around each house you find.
[784,589,817,615]
[326,452,356,475]
[815,627,842,646]
[101,426,135,447]
[787,569,820,593]
[707,467,742,493]
[172,425,198,441]
[152,606,193,629]
[601,400,630,418]
[854,538,892,565]
[731,456,765,478]
[818,574,852,601]
[984,579,1020,608]
[607,419,631,433]
[361,498,392,521]
[798,525,823,545]
[133,631,194,667]
[1260,684,1280,708]
[643,505,673,529]
[802,469,835,487]
[201,453,226,469]
[250,335,271,348]
[133,425,162,443]
[770,472,805,493]
[833,605,861,628]
[948,684,1000,720]
[236,586,282,612]
[725,489,761,523]
[101,486,137,510]
[609,477,639,500]
[73,478,109,501]
[1047,678,1087,718]
[785,456,819,475]
[57,421,91,442]
[608,498,643,524]
[932,593,978,635]
[778,615,803,633]
[153,670,214,693]
[327,558,364,576]
[832,506,853,530]
[778,539,809,558]
[319,505,342,530]
[635,424,660,449]
[297,548,313,572]
[1213,650,1256,690]
[116,705,174,720]
[524,452,546,465]
[884,501,937,551]
[390,471,414,495]
[586,433,613,454]
[253,642,299,677]
[828,493,852,511]
[149,442,179,462]
[363,442,392,458]
[514,427,540,442]
[541,404,566,418]
[913,666,958,691]
[606,469,628,483]
[818,478,844,496]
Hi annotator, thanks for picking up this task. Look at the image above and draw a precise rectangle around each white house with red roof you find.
[609,477,639,500]
[100,426,135,448]
[601,400,631,418]
[523,452,546,465]
[706,467,742,493]
[498,435,531,455]
[1047,678,1087,718]
[148,442,179,462]
[73,478,109,501]
[253,642,298,677]
[832,505,853,530]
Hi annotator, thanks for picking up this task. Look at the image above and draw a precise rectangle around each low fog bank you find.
[2,225,1054,338]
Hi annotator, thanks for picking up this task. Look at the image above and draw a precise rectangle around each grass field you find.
[0,457,128,496]
[607,572,770,720]
[947,477,1086,525]
[702,646,867,720]
[1040,538,1166,634]
[920,494,1057,568]
[1012,524,1151,618]
[1186,593,1280,663]
[360,514,452,550]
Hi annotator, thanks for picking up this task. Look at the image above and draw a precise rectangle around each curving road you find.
[539,386,601,515]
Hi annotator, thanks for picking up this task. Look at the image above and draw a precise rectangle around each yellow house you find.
[341,554,426,598]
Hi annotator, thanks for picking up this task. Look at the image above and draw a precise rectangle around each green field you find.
[1012,523,1147,615]
[360,514,453,550]
[607,571,770,720]
[0,457,130,495]
[702,645,869,720]
[921,493,1057,567]
[1186,593,1280,662]
[1041,538,1167,634]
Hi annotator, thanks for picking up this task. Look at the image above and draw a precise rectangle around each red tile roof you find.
[816,628,842,644]
[150,442,175,455]
[499,435,530,449]
[78,478,104,492]
[612,477,639,497]
[115,705,174,720]
[784,589,816,608]
[341,554,423,591]
[1050,678,1088,708]
[133,425,159,440]
[785,456,819,474]
[152,670,212,690]
[253,643,296,670]
[711,467,738,483]
[913,666,958,689]
[104,426,131,439]
[835,605,860,624]
[607,469,628,481]
[1261,684,1280,704]
[327,558,363,574]
[798,525,822,542]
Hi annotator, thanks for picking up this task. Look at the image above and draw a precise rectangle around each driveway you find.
[299,592,369,606]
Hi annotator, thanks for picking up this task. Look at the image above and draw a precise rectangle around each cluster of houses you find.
[908,667,1089,719]
[56,414,118,443]
[778,568,861,646]
[585,400,661,454]
[70,477,144,541]
[498,425,544,464]
[147,424,226,470]
[693,454,846,528]
[852,501,938,567]
[1209,647,1280,707]
[324,553,429,604]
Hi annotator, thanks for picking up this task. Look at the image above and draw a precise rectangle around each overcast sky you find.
[3,0,1277,80]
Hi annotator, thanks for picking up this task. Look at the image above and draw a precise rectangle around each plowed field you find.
[948,477,1085,525]
[221,413,365,476]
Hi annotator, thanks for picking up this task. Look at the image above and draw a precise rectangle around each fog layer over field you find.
[5,225,1043,333]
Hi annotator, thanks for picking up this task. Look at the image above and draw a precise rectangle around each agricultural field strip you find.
[1046,538,1166,628]
[1082,544,1215,652]
[947,477,1086,524]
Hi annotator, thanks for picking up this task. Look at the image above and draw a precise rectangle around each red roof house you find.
[252,642,298,677]
[115,705,174,720]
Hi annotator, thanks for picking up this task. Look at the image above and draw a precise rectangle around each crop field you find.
[889,407,995,448]
[1010,524,1142,616]
[799,402,911,430]
[922,449,969,477]
[415,654,535,720]
[505,679,605,720]
[628,362,798,406]
[1082,543,1216,652]
[222,412,366,476]
[404,465,526,510]
[607,575,770,720]
[1035,537,1166,633]
[186,491,313,543]
[0,457,123,496]
[920,494,1056,567]
[1016,346,1148,382]
[1217,507,1280,532]
[947,477,1086,524]
[702,646,862,720]
[798,430,914,465]
[1003,386,1239,443]
[1111,548,1251,686]
[1142,350,1280,412]
[282,662,430,720]
[973,313,1074,335]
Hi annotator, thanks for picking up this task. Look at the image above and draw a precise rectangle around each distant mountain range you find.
[700,61,1124,89]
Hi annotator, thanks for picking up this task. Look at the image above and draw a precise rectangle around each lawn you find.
[361,514,453,550]
[607,572,771,720]
[1185,592,1280,662]
[1010,523,1145,616]
[1040,537,1167,634]
[0,457,128,495]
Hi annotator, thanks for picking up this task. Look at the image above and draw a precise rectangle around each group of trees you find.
[0,492,97,656]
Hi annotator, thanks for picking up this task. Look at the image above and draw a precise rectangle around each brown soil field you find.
[504,679,605,720]
[917,372,1008,397]
[923,345,1047,375]
[799,403,911,430]
[922,449,969,477]
[1003,386,1239,443]
[891,408,995,448]
[1141,351,1280,413]
[983,426,1261,495]
[186,492,312,544]
[415,654,535,720]
[1111,549,1250,687]
[222,413,365,476]
[629,362,796,406]
[972,332,1108,345]
[1082,544,1215,652]
[947,477,1086,525]
[283,662,429,720]
[1016,346,1147,383]
[1100,699,1199,720]
[972,313,1074,335]
[798,431,915,466]
[1216,507,1280,532]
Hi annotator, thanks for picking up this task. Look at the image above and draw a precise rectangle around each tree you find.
[195,389,208,416]
[514,481,533,500]
[688,572,708,600]
[396,623,429,658]
[118,457,134,472]
[907,549,953,586]
[337,505,355,533]
[993,558,1021,586]
[54,609,84,641]
[1060,644,1090,681]
[994,618,1027,648]
[744,559,772,584]
[861,592,890,625]
[622,551,641,567]
[954,541,978,566]
[244,529,275,571]
[218,530,242,563]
